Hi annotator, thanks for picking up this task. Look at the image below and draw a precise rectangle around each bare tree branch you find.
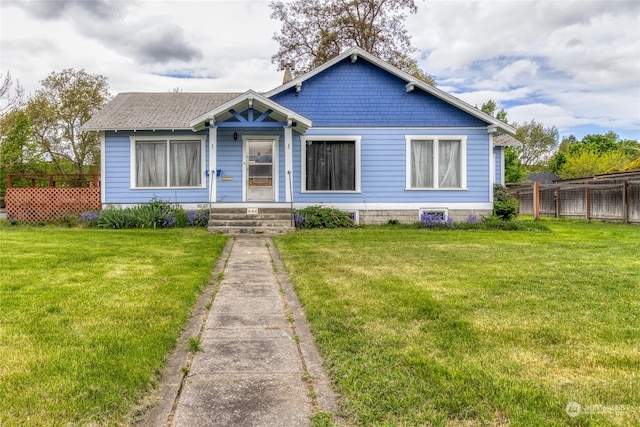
[269,0,435,85]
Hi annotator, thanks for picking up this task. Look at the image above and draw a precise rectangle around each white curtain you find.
[411,140,433,188]
[439,140,461,188]
[136,142,166,187]
[170,141,201,186]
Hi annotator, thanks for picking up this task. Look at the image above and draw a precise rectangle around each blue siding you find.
[103,56,497,207]
[104,130,209,205]
[271,58,487,128]
[292,128,491,204]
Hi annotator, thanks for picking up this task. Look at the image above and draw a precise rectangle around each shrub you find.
[419,212,455,229]
[96,198,208,229]
[161,212,177,228]
[295,206,356,229]
[493,184,519,220]
[186,210,209,227]
[133,197,174,228]
[98,208,136,229]
[80,211,100,227]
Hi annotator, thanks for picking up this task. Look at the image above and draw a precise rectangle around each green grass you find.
[0,223,227,426]
[275,219,640,426]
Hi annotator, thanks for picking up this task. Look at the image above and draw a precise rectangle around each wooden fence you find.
[5,174,101,223]
[509,178,640,223]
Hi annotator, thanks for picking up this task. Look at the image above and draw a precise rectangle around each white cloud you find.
[1,0,639,140]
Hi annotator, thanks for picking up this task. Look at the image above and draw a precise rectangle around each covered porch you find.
[189,91,311,233]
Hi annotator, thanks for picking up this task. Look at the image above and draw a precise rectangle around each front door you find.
[245,139,275,201]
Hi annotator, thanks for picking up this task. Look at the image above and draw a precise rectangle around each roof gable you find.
[267,47,516,134]
[190,90,312,133]
[269,57,488,128]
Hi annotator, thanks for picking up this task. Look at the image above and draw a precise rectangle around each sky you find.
[1,0,639,141]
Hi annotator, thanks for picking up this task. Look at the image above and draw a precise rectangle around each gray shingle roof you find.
[493,134,522,147]
[81,92,243,131]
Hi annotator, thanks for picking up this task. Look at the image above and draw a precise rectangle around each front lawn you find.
[0,224,227,426]
[275,220,640,426]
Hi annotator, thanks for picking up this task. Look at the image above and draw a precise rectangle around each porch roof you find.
[493,134,523,147]
[189,90,312,133]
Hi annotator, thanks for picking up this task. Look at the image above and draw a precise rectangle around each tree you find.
[550,132,640,178]
[504,147,527,183]
[568,131,618,155]
[269,0,435,85]
[0,110,40,205]
[26,69,110,174]
[480,100,508,123]
[513,120,559,167]
[0,71,24,118]
[557,150,629,179]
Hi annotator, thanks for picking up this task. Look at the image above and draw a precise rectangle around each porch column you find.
[285,125,293,203]
[208,126,217,204]
[99,131,105,205]
[487,127,496,202]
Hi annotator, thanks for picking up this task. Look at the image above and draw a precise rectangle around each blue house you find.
[82,48,518,232]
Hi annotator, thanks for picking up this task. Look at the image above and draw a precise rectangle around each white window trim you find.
[405,135,467,190]
[300,135,361,193]
[129,135,207,189]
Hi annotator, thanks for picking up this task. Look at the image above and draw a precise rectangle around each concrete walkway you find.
[141,236,341,427]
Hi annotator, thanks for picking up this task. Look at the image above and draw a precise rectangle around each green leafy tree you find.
[0,110,41,204]
[623,155,640,171]
[480,100,508,123]
[504,147,527,183]
[548,150,566,174]
[558,150,629,179]
[269,0,435,85]
[513,120,559,167]
[26,69,110,174]
[568,131,618,155]
[551,132,640,178]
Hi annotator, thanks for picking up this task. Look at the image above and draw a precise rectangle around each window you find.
[302,136,361,192]
[131,137,205,188]
[406,136,466,189]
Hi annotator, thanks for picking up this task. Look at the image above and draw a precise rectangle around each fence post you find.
[623,180,629,224]
[533,181,540,220]
[556,185,561,218]
[585,180,590,220]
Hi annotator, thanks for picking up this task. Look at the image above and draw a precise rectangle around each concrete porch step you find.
[210,219,293,227]
[210,213,293,221]
[208,207,295,235]
[208,225,295,235]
